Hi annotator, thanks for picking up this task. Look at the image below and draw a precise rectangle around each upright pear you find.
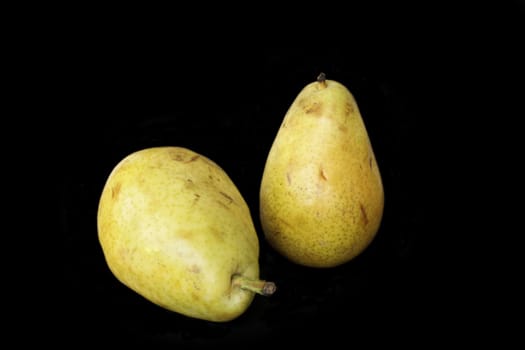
[259,74,384,268]
[98,147,275,322]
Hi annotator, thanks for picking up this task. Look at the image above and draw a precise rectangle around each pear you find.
[97,146,275,322]
[259,73,384,268]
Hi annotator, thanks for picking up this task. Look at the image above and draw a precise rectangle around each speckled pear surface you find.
[98,147,274,322]
[259,75,384,268]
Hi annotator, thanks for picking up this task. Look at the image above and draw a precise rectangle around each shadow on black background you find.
[57,38,496,346]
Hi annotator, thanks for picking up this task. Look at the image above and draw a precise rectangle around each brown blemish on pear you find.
[319,167,327,181]
[170,149,200,163]
[111,182,121,199]
[192,193,200,205]
[219,191,234,204]
[345,101,355,115]
[189,264,201,274]
[360,203,369,226]
[305,102,322,115]
[216,200,230,210]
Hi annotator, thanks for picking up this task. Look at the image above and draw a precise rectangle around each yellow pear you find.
[97,146,275,322]
[259,73,384,268]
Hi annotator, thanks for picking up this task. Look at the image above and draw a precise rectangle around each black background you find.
[59,5,523,347]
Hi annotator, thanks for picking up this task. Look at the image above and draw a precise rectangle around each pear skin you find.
[98,147,275,322]
[259,74,384,268]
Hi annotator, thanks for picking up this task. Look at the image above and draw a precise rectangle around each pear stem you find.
[232,275,277,296]
[317,72,327,88]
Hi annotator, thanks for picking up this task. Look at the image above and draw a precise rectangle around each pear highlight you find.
[97,146,275,322]
[259,73,384,268]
